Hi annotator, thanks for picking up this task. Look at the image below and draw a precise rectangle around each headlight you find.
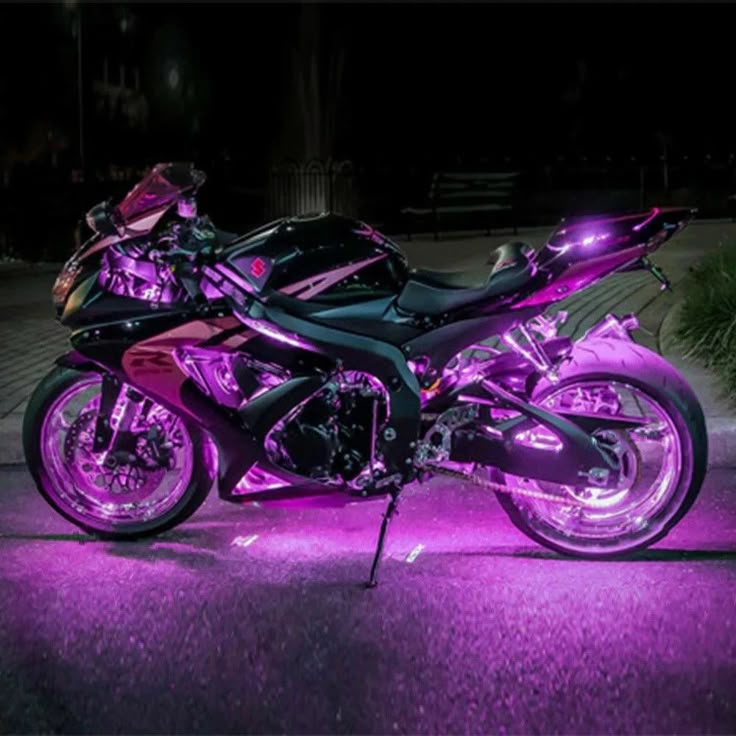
[52,259,82,307]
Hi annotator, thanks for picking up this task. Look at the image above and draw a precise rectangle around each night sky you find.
[1,3,734,173]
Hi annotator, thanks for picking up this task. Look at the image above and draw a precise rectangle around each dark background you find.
[1,2,735,260]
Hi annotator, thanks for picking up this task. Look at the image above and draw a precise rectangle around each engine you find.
[267,374,387,485]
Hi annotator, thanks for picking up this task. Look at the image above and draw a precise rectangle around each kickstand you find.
[366,488,401,589]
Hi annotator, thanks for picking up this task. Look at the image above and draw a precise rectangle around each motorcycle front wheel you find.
[489,337,708,558]
[23,366,216,539]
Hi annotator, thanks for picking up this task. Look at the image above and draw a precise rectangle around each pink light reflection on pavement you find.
[1,465,736,734]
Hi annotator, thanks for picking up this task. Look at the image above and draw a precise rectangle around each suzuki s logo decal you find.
[250,257,267,278]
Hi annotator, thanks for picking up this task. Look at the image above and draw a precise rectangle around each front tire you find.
[23,366,216,540]
[492,337,708,558]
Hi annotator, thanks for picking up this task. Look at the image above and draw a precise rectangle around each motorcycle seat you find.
[396,241,536,316]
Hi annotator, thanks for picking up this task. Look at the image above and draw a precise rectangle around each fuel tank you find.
[221,213,409,303]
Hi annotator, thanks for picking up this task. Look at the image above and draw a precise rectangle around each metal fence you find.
[4,155,736,260]
[266,159,355,219]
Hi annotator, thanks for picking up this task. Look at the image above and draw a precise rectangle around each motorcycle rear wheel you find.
[490,337,708,558]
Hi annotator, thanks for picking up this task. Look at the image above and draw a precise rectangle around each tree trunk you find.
[278,5,345,163]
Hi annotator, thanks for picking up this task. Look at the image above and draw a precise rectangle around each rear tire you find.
[23,366,216,540]
[492,337,708,558]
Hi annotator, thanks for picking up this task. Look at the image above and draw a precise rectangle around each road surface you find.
[1,465,734,734]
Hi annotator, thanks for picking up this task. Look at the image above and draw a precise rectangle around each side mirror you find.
[177,195,198,219]
[85,200,126,237]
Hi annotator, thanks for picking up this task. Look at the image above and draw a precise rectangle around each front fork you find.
[92,373,122,453]
[91,372,147,458]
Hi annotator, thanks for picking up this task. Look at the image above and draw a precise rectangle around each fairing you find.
[513,207,694,309]
[53,163,205,310]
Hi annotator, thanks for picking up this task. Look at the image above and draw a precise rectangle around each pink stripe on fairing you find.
[280,254,388,300]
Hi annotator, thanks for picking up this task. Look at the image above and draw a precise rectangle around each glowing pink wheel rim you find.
[40,374,194,527]
[501,380,684,553]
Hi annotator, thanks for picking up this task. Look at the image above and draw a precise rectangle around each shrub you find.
[676,246,736,394]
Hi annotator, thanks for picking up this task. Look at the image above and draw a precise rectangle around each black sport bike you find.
[25,163,707,585]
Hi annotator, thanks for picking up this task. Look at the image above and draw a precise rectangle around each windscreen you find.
[116,162,205,223]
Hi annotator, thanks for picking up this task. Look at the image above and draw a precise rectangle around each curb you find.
[0,420,26,466]
[703,418,736,469]
[657,298,682,357]
[0,412,25,466]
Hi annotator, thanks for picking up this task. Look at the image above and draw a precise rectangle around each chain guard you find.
[426,464,585,506]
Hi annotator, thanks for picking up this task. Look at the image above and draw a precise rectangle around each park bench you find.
[401,171,519,240]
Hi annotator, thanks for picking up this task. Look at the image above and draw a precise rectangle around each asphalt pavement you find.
[1,465,735,734]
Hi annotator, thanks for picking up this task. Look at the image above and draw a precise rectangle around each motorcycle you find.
[25,162,708,586]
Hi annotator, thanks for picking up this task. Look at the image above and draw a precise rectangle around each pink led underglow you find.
[234,465,289,495]
[577,486,630,509]
[237,314,312,350]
